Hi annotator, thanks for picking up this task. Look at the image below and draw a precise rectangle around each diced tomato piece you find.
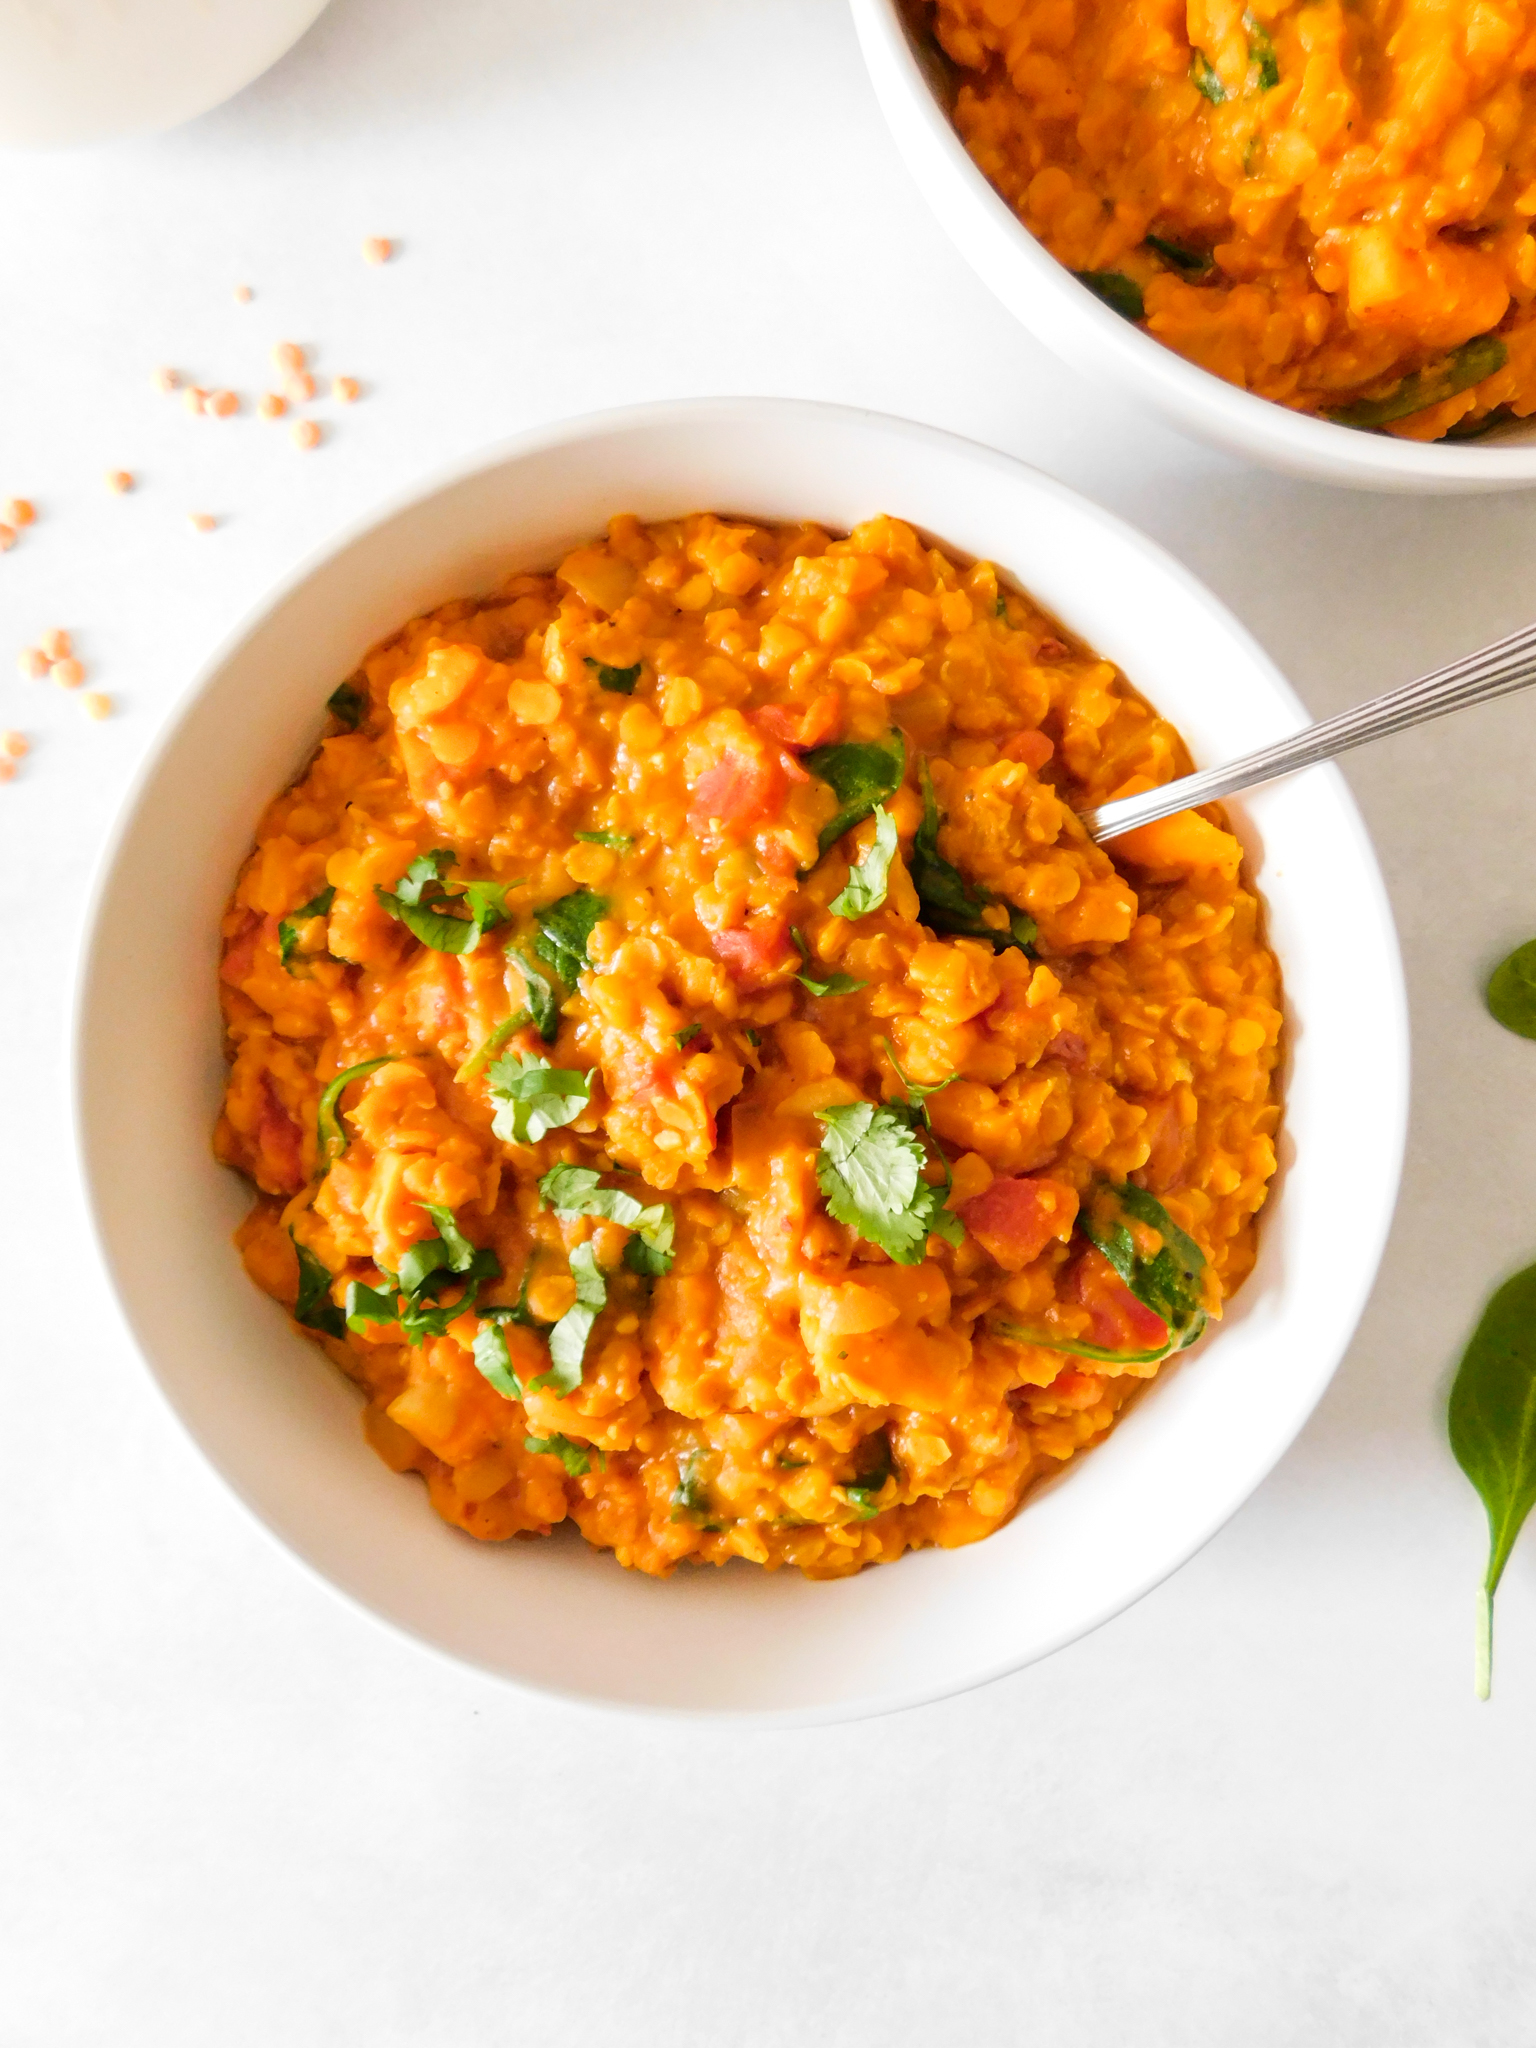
[258,1076,305,1192]
[749,690,840,750]
[1068,1245,1169,1352]
[1044,1030,1087,1069]
[959,1174,1079,1271]
[779,749,810,785]
[712,917,797,990]
[689,746,787,836]
[1001,728,1055,770]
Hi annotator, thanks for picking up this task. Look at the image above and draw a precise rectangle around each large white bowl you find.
[851,0,1536,493]
[73,398,1408,1722]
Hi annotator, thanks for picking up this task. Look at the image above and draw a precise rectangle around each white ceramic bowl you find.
[0,0,331,149]
[74,398,1407,1722]
[851,0,1536,493]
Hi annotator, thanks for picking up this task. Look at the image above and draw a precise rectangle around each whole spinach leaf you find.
[533,888,609,986]
[1081,1181,1208,1349]
[1327,335,1507,431]
[1449,1260,1536,1697]
[804,730,906,857]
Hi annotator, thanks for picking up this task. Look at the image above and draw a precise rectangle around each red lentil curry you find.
[930,0,1536,437]
[216,512,1282,1579]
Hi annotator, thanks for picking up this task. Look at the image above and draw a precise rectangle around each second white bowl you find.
[851,0,1536,492]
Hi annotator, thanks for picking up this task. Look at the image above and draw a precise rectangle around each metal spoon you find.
[1078,619,1536,843]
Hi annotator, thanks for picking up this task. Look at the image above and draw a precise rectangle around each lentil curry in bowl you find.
[217,510,1282,1581]
[925,0,1536,440]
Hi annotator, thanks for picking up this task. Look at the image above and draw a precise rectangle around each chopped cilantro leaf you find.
[829,803,897,919]
[392,849,455,906]
[525,1432,599,1477]
[342,1203,501,1348]
[814,1100,963,1265]
[375,850,521,955]
[538,1163,675,1276]
[912,761,1036,954]
[290,1234,345,1339]
[880,1036,958,1130]
[506,945,560,1042]
[840,1430,897,1519]
[670,1448,713,1524]
[1190,48,1227,101]
[804,730,906,858]
[574,829,634,851]
[487,1052,593,1145]
[344,1278,400,1332]
[533,888,608,986]
[531,1242,606,1395]
[584,656,642,694]
[674,1022,702,1048]
[790,927,867,998]
[316,1055,394,1167]
[278,885,335,973]
[326,679,366,729]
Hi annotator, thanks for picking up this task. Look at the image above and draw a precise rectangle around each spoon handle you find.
[1079,619,1536,843]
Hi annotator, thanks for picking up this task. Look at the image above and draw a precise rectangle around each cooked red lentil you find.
[931,0,1536,437]
[216,512,1282,1578]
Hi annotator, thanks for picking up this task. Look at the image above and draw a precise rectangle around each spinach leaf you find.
[487,1052,593,1145]
[344,1278,401,1332]
[1487,938,1536,1039]
[989,1320,1176,1365]
[804,730,906,858]
[472,1318,526,1401]
[574,829,633,851]
[584,656,642,694]
[506,945,561,1042]
[815,1100,963,1265]
[1449,1260,1536,1697]
[397,1201,481,1295]
[1072,271,1145,322]
[533,888,609,986]
[290,1233,346,1339]
[911,761,1036,954]
[670,1448,713,1524]
[538,1163,675,1276]
[531,1242,606,1395]
[1081,1181,1208,1349]
[1190,48,1227,101]
[1245,11,1279,87]
[525,1432,599,1476]
[278,886,335,972]
[1327,336,1507,431]
[316,1055,395,1167]
[790,927,867,998]
[327,679,366,729]
[840,1429,896,1519]
[829,804,897,919]
[1146,234,1213,277]
[342,1205,501,1348]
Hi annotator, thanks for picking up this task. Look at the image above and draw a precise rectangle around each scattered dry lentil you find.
[208,389,240,418]
[0,527,15,553]
[1,730,28,758]
[272,341,305,374]
[39,629,71,661]
[5,499,35,528]
[291,420,321,450]
[233,284,253,305]
[283,371,316,404]
[105,470,134,494]
[82,693,112,721]
[51,658,85,690]
[362,236,393,264]
[17,648,46,681]
[153,367,180,394]
[258,392,288,420]
[332,375,360,403]
[188,513,217,534]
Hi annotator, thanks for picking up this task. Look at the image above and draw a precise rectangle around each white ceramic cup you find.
[850,0,1536,492]
[0,0,331,148]
[73,398,1408,1722]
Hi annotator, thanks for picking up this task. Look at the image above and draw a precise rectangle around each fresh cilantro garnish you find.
[471,1318,525,1400]
[290,1232,346,1339]
[531,1242,606,1395]
[456,1010,530,1085]
[911,761,1036,954]
[487,1052,593,1145]
[674,1022,702,1048]
[840,1429,896,1519]
[1082,1182,1207,1350]
[1245,10,1279,88]
[505,945,560,1042]
[326,679,366,729]
[880,1036,957,1131]
[375,849,521,955]
[538,1163,675,1277]
[670,1448,714,1524]
[995,595,1009,619]
[804,730,906,858]
[829,803,897,919]
[814,1101,964,1265]
[343,1202,502,1346]
[316,1055,395,1167]
[533,888,609,986]
[574,829,633,852]
[790,927,867,998]
[278,886,335,972]
[525,1432,600,1476]
[584,656,642,694]
[1190,47,1228,101]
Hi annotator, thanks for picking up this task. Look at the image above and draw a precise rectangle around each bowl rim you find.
[69,395,1410,1722]
[849,0,1536,490]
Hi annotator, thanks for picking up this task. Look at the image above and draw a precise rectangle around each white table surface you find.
[6,2,1536,2039]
